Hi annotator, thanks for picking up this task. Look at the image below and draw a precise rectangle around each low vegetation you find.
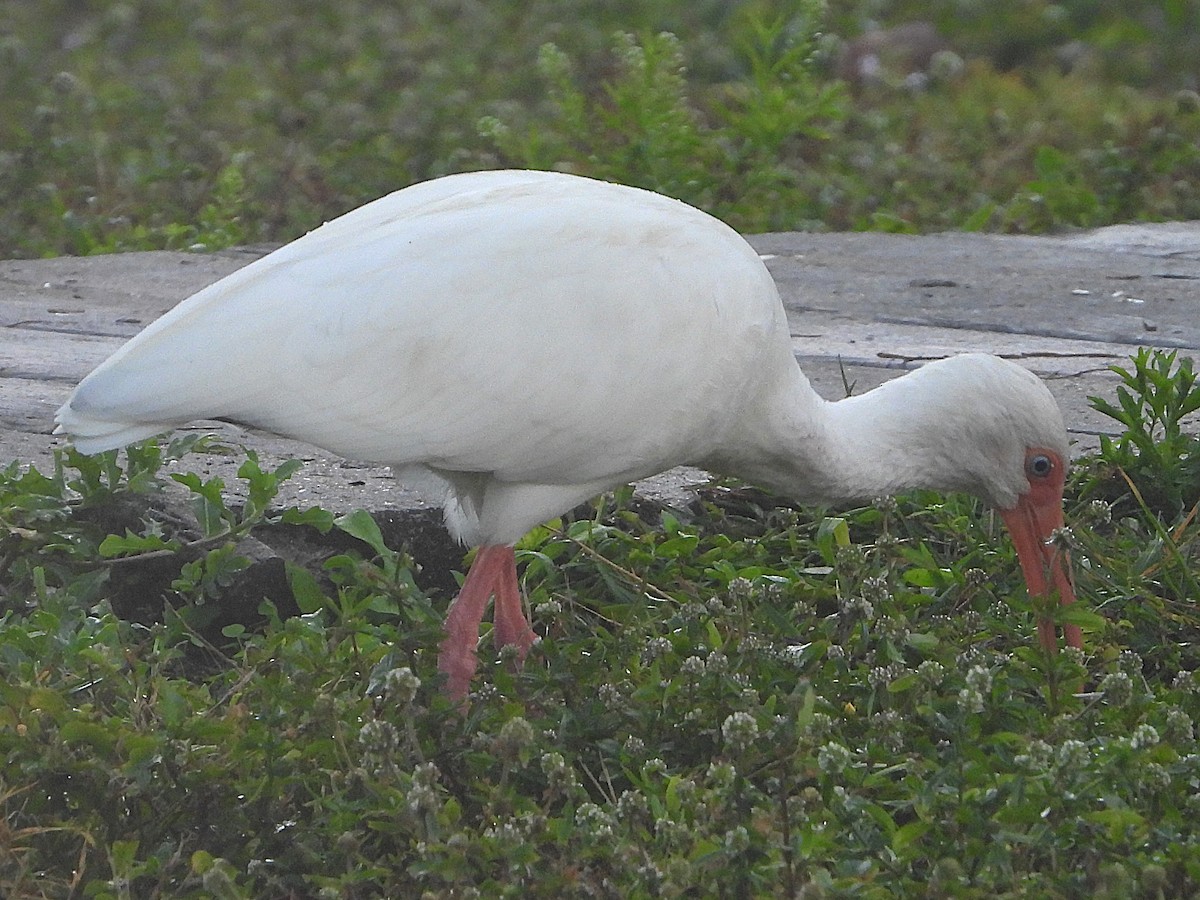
[2,0,1199,257]
[1,350,1198,897]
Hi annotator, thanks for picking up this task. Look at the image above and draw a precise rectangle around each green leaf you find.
[902,568,938,588]
[1056,606,1106,631]
[28,687,68,716]
[861,801,897,838]
[705,619,722,650]
[335,509,390,557]
[99,531,180,558]
[123,734,164,769]
[892,820,930,852]
[286,561,328,615]
[108,839,140,878]
[905,632,939,652]
[173,471,230,536]
[1085,808,1148,843]
[656,534,699,558]
[666,776,686,816]
[60,719,118,754]
[817,516,850,546]
[816,516,850,565]
[688,837,723,863]
[192,496,227,537]
[887,672,920,693]
[281,506,335,532]
[793,683,816,731]
[158,684,190,728]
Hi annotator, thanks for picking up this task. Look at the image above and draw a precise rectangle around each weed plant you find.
[1,352,1198,897]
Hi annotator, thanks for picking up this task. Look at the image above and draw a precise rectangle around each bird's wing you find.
[59,171,786,484]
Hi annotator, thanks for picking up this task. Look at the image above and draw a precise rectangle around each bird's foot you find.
[493,598,538,664]
[436,544,534,703]
[437,636,479,704]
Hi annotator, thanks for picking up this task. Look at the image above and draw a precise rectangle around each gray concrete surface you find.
[2,224,1198,516]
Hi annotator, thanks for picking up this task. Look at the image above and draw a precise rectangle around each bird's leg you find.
[490,546,538,662]
[437,544,537,701]
[438,544,510,700]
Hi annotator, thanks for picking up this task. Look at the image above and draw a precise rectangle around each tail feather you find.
[54,401,171,455]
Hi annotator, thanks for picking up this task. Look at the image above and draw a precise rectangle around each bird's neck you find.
[819,384,981,501]
[716,365,983,506]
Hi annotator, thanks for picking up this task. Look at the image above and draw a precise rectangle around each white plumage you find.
[56,170,1080,699]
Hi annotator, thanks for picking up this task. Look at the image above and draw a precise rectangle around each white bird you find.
[55,170,1081,700]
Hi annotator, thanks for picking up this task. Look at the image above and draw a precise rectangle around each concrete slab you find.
[2,224,1198,517]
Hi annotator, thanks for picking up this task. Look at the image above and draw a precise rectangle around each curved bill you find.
[1000,492,1082,652]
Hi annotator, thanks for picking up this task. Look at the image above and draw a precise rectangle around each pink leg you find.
[490,546,538,661]
[437,545,536,700]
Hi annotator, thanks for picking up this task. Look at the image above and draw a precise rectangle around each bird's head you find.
[997,444,1079,652]
[906,354,1079,652]
[827,354,1078,652]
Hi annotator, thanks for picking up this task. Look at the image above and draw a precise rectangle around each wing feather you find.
[57,171,785,486]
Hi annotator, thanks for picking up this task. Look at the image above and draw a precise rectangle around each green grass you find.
[2,0,1200,257]
[1,351,1199,897]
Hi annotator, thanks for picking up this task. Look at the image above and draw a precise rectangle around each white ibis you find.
[55,170,1081,700]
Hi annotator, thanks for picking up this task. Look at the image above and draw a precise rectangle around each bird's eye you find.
[1026,453,1054,479]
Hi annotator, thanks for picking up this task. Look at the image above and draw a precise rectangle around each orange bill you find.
[1000,477,1082,652]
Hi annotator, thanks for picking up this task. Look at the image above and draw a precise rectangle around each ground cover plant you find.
[1,350,1198,897]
